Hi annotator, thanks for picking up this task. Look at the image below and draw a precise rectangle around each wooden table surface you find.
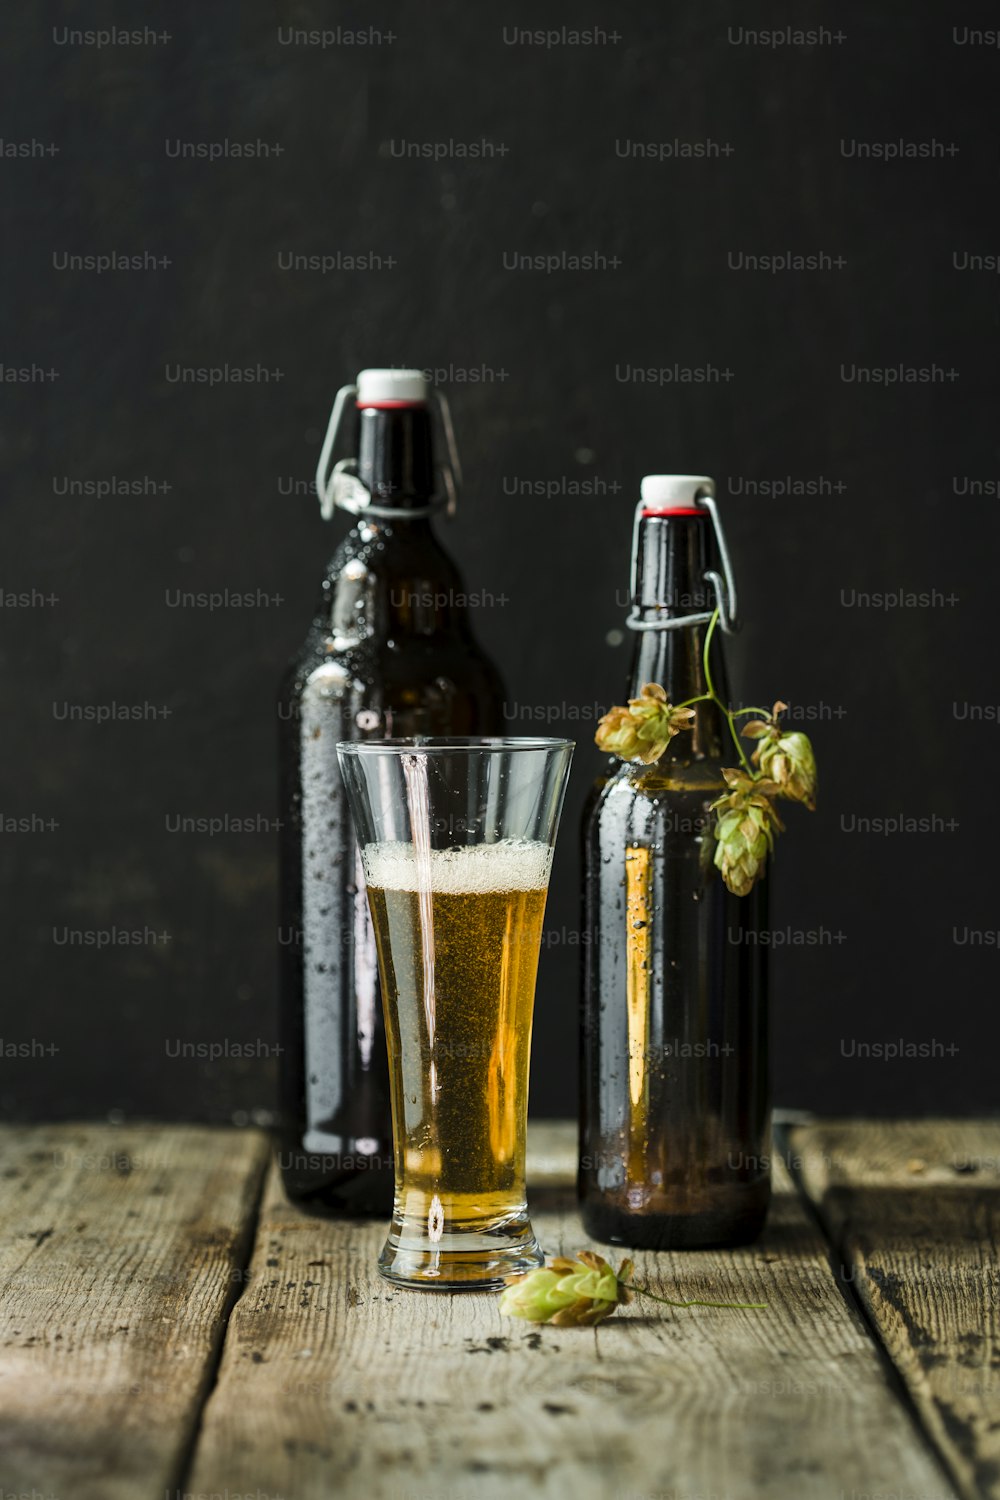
[1,1118,997,1500]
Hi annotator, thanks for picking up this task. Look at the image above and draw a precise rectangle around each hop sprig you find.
[593,631,819,897]
[595,684,696,765]
[499,1250,767,1328]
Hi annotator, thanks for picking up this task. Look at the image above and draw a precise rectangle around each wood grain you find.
[188,1120,957,1500]
[791,1118,1000,1500]
[0,1123,269,1500]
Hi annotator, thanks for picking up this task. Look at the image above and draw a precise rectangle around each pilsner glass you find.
[336,737,573,1290]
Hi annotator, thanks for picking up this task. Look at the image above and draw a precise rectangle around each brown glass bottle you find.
[278,371,505,1215]
[579,478,770,1249]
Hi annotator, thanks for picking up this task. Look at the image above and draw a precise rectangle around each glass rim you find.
[336,735,574,756]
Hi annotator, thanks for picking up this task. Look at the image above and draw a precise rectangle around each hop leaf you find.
[710,769,785,896]
[595,683,696,765]
[499,1251,633,1327]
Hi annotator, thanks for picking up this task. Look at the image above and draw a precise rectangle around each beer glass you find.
[336,737,573,1290]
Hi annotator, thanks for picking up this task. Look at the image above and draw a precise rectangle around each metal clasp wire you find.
[314,383,461,522]
[625,488,739,634]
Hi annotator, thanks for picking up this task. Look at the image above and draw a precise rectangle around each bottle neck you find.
[627,513,729,758]
[356,403,435,509]
[320,400,464,645]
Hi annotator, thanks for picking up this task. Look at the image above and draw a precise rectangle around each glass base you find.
[378,1204,543,1291]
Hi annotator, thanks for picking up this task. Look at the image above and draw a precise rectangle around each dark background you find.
[3,1,997,1125]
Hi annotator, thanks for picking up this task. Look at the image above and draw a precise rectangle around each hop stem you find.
[622,1282,767,1311]
[702,609,753,773]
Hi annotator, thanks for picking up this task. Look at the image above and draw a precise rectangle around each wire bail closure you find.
[625,485,739,634]
[314,382,462,522]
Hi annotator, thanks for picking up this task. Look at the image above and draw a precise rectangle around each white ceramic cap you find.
[356,368,428,404]
[639,474,714,507]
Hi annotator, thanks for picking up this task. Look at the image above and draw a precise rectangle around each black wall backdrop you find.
[3,2,997,1125]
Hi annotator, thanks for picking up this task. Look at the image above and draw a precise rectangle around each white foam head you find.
[362,839,552,893]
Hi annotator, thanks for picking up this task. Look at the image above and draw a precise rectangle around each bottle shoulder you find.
[324,517,464,579]
[281,634,503,693]
[589,755,729,803]
[582,754,729,844]
[278,517,505,725]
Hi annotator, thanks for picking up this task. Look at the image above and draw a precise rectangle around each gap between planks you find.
[0,1123,270,1500]
[789,1118,1000,1500]
[167,1136,272,1497]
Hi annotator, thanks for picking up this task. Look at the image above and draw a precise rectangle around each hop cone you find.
[742,708,817,810]
[499,1251,633,1328]
[756,731,817,810]
[595,683,695,765]
[710,769,784,897]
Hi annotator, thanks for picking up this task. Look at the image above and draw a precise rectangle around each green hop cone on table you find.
[595,684,696,765]
[499,1251,633,1327]
[499,1250,767,1328]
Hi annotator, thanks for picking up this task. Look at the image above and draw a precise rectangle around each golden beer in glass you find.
[337,739,572,1289]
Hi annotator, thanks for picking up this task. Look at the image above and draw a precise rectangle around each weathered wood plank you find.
[791,1118,1000,1500]
[0,1124,269,1500]
[188,1120,957,1500]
